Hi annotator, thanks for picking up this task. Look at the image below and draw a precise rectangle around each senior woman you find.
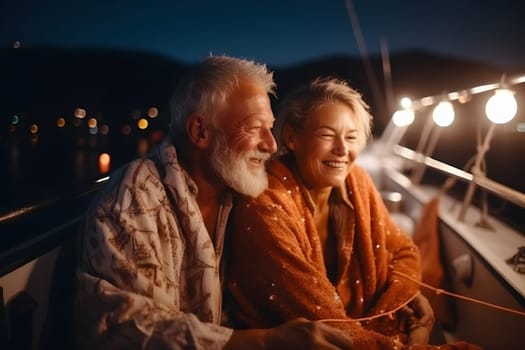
[226,78,480,350]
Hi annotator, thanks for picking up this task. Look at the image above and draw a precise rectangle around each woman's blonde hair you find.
[275,76,372,154]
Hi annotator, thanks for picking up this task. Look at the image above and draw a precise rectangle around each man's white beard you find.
[211,133,270,198]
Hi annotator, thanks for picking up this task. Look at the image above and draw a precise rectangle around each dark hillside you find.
[272,50,514,134]
[1,47,188,130]
[1,47,523,214]
[1,47,517,136]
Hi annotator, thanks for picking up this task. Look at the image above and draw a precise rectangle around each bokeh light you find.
[87,118,98,128]
[137,118,149,130]
[147,107,158,118]
[30,123,39,134]
[56,117,66,128]
[98,153,111,174]
[74,108,87,119]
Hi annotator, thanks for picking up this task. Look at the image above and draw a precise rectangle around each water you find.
[0,123,167,216]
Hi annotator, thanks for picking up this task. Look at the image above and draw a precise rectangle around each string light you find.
[432,101,455,127]
[392,108,415,127]
[485,88,517,124]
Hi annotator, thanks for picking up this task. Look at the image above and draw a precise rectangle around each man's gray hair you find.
[169,55,275,152]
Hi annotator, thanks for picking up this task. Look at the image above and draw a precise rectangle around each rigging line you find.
[344,0,386,120]
[393,270,525,317]
[320,292,420,324]
[381,38,395,115]
[320,269,524,325]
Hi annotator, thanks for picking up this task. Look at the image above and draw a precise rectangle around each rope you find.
[319,270,525,325]
[392,270,525,317]
[319,292,419,324]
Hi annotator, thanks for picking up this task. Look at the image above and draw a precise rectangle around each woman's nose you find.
[333,137,348,155]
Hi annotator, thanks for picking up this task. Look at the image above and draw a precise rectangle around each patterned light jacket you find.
[227,155,422,349]
[75,138,233,349]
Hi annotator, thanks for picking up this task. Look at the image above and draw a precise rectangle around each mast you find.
[344,0,386,120]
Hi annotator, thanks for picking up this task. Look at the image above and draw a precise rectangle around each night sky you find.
[1,0,525,69]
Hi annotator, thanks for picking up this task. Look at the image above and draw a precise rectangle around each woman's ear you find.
[186,114,210,148]
[282,124,297,151]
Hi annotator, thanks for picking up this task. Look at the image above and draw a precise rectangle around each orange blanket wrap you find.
[227,157,423,349]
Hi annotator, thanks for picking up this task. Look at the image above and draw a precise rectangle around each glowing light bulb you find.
[392,109,414,127]
[485,89,517,124]
[432,101,455,127]
[400,97,412,109]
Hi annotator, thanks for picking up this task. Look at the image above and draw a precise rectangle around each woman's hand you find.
[397,293,435,345]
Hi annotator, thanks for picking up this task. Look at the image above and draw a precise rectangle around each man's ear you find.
[186,114,210,148]
[282,125,297,151]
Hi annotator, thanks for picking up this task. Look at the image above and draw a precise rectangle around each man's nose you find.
[261,128,277,154]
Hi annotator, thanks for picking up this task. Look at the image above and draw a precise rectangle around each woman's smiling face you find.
[284,102,360,190]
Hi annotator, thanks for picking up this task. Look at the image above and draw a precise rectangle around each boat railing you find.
[392,145,525,210]
[0,177,108,349]
[0,177,108,277]
[376,72,525,228]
